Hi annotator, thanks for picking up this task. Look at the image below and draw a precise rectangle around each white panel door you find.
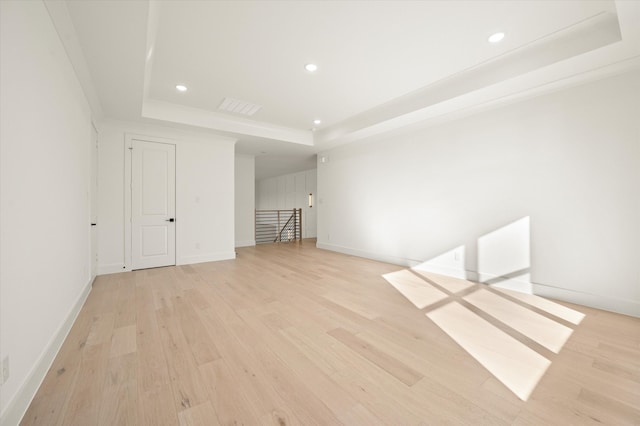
[131,139,176,270]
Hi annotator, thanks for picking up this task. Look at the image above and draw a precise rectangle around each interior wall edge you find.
[0,279,93,425]
[176,251,237,266]
[97,263,127,276]
[235,240,257,248]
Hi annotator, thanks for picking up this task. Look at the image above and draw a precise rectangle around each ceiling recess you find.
[219,97,262,116]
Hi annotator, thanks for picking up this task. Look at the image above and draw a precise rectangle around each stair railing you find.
[255,209,302,244]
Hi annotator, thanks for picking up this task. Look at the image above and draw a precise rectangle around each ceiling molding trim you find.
[142,99,314,146]
[315,9,626,148]
[98,117,239,146]
[314,1,640,149]
[316,55,640,150]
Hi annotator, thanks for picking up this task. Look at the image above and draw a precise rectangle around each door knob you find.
[166,218,175,222]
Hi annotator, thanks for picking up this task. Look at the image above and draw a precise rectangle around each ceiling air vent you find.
[218,97,262,116]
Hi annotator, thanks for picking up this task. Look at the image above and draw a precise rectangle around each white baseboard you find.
[316,242,639,317]
[99,251,237,274]
[317,243,532,293]
[177,251,236,265]
[412,264,532,293]
[316,242,419,267]
[98,262,126,275]
[235,240,256,248]
[477,272,533,294]
[0,278,93,426]
[533,283,640,318]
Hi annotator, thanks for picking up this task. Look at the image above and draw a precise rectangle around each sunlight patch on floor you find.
[382,270,448,309]
[411,270,475,293]
[383,268,586,401]
[427,302,551,401]
[494,287,585,325]
[464,289,573,353]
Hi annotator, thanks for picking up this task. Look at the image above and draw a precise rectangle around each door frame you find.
[124,133,177,271]
[90,121,99,281]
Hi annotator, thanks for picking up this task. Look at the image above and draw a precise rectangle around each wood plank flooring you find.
[22,241,640,425]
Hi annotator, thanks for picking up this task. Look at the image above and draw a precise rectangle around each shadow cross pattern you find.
[382,268,584,401]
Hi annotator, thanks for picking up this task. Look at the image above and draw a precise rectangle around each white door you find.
[131,139,176,270]
[90,124,98,279]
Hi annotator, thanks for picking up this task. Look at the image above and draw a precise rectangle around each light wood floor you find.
[22,241,640,425]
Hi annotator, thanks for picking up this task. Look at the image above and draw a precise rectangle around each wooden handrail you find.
[275,211,296,242]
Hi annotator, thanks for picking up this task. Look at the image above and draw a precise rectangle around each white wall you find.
[98,120,237,274]
[235,155,256,247]
[317,71,640,317]
[0,1,94,423]
[256,169,317,238]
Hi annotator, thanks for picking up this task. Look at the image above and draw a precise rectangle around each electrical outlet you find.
[2,356,9,384]
[195,242,200,249]
[454,251,460,261]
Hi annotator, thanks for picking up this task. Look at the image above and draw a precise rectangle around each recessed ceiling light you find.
[313,119,322,125]
[305,63,318,72]
[175,84,187,92]
[488,32,505,43]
